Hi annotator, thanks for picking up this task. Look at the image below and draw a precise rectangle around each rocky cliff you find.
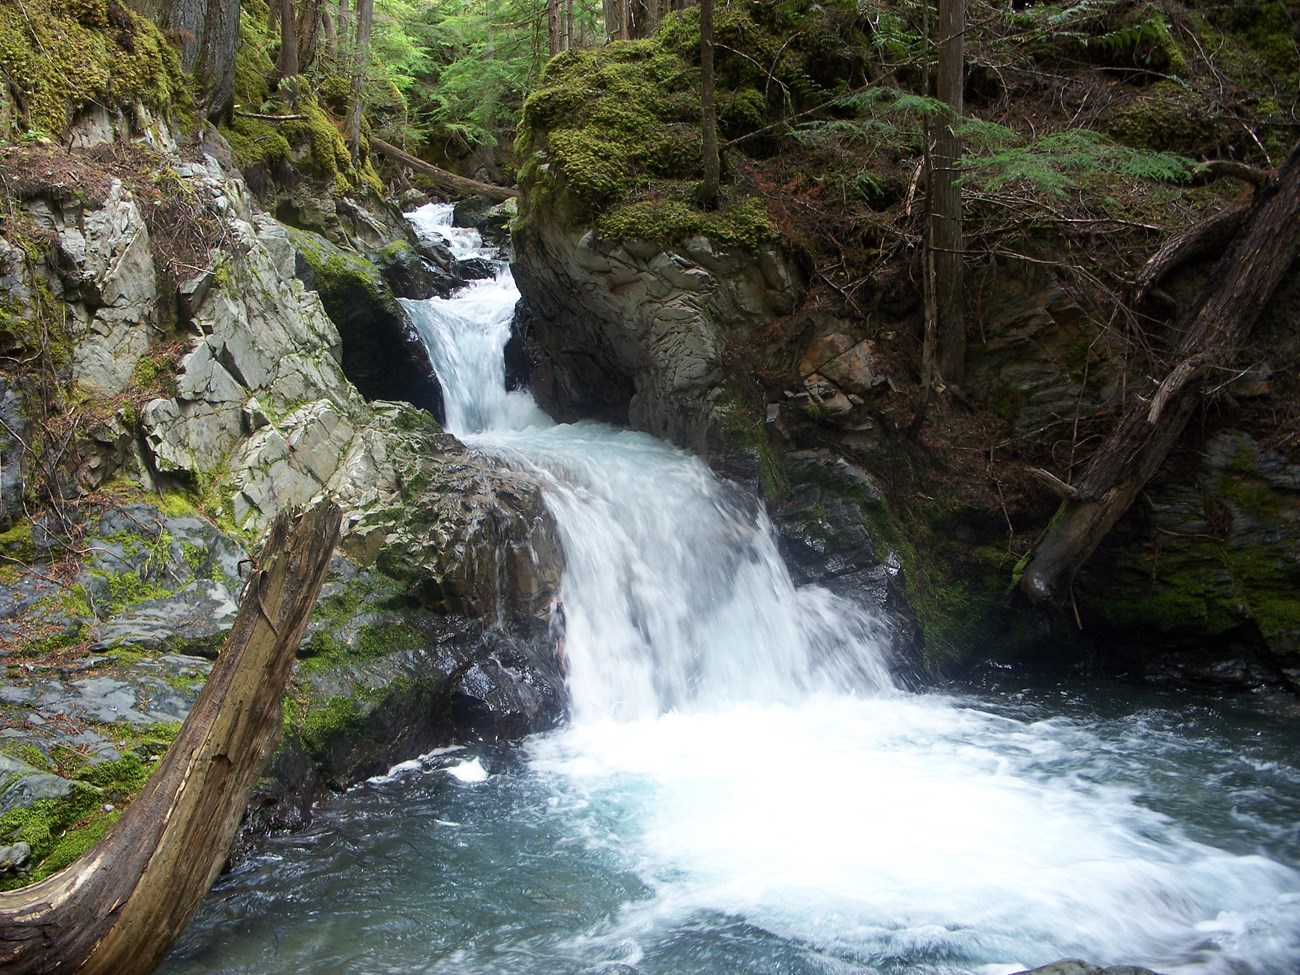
[0,81,565,890]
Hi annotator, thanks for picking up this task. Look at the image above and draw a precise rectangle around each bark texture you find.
[932,0,965,383]
[0,503,343,975]
[1020,140,1300,606]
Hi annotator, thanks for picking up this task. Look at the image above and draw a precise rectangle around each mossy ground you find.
[221,0,383,198]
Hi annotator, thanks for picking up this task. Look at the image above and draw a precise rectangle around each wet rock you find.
[291,227,443,417]
[1010,962,1164,975]
[452,195,516,247]
[368,436,565,628]
[369,239,455,301]
[513,219,805,459]
[0,842,31,872]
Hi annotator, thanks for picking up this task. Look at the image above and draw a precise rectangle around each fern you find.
[964,129,1203,197]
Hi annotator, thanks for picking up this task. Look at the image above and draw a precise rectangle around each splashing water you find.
[163,204,1300,975]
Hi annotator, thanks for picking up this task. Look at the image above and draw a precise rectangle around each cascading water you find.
[162,205,1300,975]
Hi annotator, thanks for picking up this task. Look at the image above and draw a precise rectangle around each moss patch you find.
[515,6,835,250]
[0,0,189,140]
[0,721,179,890]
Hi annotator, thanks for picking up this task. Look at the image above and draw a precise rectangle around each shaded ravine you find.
[161,207,1300,975]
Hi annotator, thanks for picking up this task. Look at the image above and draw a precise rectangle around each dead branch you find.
[370,137,519,202]
[1019,139,1300,607]
[1132,201,1250,302]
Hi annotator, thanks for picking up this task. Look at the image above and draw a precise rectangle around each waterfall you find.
[403,207,893,723]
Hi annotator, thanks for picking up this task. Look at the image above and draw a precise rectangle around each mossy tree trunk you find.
[1020,139,1300,607]
[0,504,343,975]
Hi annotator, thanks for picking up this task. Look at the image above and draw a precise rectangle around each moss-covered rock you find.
[0,0,188,141]
[515,5,831,249]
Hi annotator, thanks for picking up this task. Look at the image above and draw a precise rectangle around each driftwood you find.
[370,137,520,203]
[1020,139,1300,607]
[0,502,343,975]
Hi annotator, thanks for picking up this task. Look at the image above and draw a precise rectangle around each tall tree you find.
[165,0,239,122]
[549,0,562,55]
[932,0,965,383]
[276,0,300,78]
[697,0,719,208]
[346,0,375,163]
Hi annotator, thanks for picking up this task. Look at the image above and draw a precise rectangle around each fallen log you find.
[0,502,343,975]
[370,137,519,203]
[1020,139,1300,607]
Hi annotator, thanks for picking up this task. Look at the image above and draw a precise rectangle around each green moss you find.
[296,695,364,756]
[716,396,789,502]
[287,227,392,309]
[0,0,188,140]
[0,741,49,770]
[861,499,1017,668]
[1103,81,1226,156]
[597,196,775,250]
[0,518,35,561]
[0,736,173,890]
[516,8,794,252]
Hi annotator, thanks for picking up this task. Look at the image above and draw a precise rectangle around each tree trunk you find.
[603,0,623,41]
[932,0,965,383]
[165,0,238,123]
[697,0,720,209]
[0,503,343,975]
[370,137,520,201]
[276,0,300,79]
[1020,139,1300,606]
[564,0,574,51]
[296,0,324,76]
[345,0,374,164]
[548,0,561,56]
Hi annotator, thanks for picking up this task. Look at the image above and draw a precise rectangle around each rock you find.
[370,437,565,628]
[451,196,516,249]
[1009,961,1164,975]
[49,180,161,398]
[512,218,805,459]
[0,842,31,872]
[369,239,455,301]
[0,769,77,814]
[291,227,443,416]
[0,378,25,529]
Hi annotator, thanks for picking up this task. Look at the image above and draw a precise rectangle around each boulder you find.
[512,220,804,459]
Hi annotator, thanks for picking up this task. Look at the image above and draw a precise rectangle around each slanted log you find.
[0,502,343,975]
[370,137,519,203]
[1020,140,1300,606]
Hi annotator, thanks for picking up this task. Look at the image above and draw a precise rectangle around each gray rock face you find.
[513,219,804,457]
[0,378,25,529]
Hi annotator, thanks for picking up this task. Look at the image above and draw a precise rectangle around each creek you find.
[161,206,1300,975]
